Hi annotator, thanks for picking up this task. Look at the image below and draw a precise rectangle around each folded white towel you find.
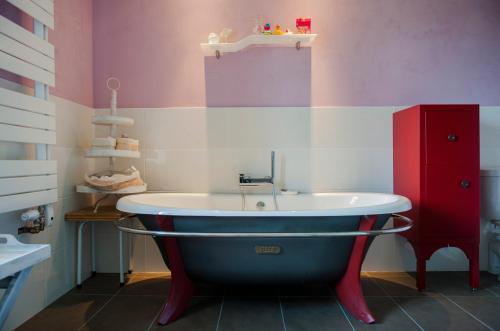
[92,136,116,147]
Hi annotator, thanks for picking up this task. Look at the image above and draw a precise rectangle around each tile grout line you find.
[334,297,356,331]
[328,283,356,331]
[76,287,123,330]
[484,288,500,297]
[439,293,495,331]
[278,296,287,331]
[370,277,425,331]
[215,289,226,331]
[76,273,137,330]
[145,305,163,331]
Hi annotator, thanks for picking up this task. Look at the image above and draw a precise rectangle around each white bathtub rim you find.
[117,192,412,217]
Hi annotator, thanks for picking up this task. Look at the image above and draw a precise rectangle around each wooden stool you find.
[65,206,132,288]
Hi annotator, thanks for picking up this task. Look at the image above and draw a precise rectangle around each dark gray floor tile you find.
[119,276,170,296]
[193,282,225,297]
[489,286,500,296]
[71,273,131,295]
[225,284,279,297]
[281,298,352,331]
[360,277,387,297]
[447,296,500,330]
[395,296,490,331]
[426,272,495,296]
[80,295,164,331]
[368,272,414,278]
[217,297,284,331]
[345,297,421,330]
[149,297,222,331]
[329,277,386,297]
[370,274,435,297]
[16,294,111,331]
[278,283,332,297]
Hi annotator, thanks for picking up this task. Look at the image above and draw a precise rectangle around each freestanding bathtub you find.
[116,192,412,325]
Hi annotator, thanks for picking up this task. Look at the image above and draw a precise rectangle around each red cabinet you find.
[393,105,480,290]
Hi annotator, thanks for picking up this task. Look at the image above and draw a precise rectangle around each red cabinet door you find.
[423,164,479,238]
[425,110,478,165]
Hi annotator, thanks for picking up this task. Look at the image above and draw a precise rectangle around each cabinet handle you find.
[461,180,471,188]
[448,134,457,142]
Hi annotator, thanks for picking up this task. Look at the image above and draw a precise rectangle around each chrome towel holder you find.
[114,214,412,238]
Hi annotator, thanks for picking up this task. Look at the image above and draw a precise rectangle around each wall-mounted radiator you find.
[0,2,55,328]
[0,0,57,214]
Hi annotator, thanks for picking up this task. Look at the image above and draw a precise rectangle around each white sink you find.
[0,234,50,280]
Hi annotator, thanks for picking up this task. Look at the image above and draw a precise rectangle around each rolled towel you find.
[116,137,139,151]
[92,136,116,149]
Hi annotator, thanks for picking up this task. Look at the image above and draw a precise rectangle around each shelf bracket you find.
[296,41,301,50]
[215,50,221,59]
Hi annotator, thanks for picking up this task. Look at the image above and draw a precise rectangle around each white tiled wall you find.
[0,88,94,330]
[93,106,500,273]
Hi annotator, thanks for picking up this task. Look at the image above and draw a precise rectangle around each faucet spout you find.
[270,150,275,184]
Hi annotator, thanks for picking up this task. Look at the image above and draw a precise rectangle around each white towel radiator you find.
[0,1,55,328]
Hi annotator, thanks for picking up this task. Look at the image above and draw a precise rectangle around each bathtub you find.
[117,192,411,325]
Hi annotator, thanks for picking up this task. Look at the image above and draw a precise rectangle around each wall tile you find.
[310,147,393,192]
[3,264,46,331]
[53,147,93,199]
[480,148,500,168]
[480,107,500,149]
[45,248,72,304]
[145,236,169,272]
[54,96,93,149]
[311,107,394,148]
[225,108,311,149]
[145,149,209,192]
[143,108,227,150]
[130,232,146,272]
[94,231,131,273]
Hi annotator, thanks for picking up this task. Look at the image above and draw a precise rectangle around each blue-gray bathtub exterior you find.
[139,214,390,284]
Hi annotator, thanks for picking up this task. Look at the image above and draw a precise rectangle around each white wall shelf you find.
[92,115,134,127]
[86,149,140,159]
[76,184,147,194]
[201,34,317,57]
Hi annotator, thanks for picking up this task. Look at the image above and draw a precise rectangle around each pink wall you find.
[49,0,93,107]
[93,0,500,108]
[0,0,93,108]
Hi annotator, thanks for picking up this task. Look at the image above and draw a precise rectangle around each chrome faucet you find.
[239,151,275,187]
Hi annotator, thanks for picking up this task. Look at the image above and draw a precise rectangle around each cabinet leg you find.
[416,254,426,291]
[468,245,480,290]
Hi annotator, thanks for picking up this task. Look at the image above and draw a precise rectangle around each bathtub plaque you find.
[255,245,281,255]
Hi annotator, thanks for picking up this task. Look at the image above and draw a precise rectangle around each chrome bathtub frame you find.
[114,214,412,238]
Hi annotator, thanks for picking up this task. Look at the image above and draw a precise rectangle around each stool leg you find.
[119,230,124,287]
[91,223,96,277]
[77,222,87,289]
[128,232,133,274]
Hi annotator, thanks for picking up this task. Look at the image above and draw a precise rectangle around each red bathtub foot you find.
[335,215,377,324]
[156,216,194,325]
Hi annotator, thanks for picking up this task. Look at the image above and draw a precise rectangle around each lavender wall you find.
[92,0,500,108]
[49,0,94,107]
[0,0,94,107]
